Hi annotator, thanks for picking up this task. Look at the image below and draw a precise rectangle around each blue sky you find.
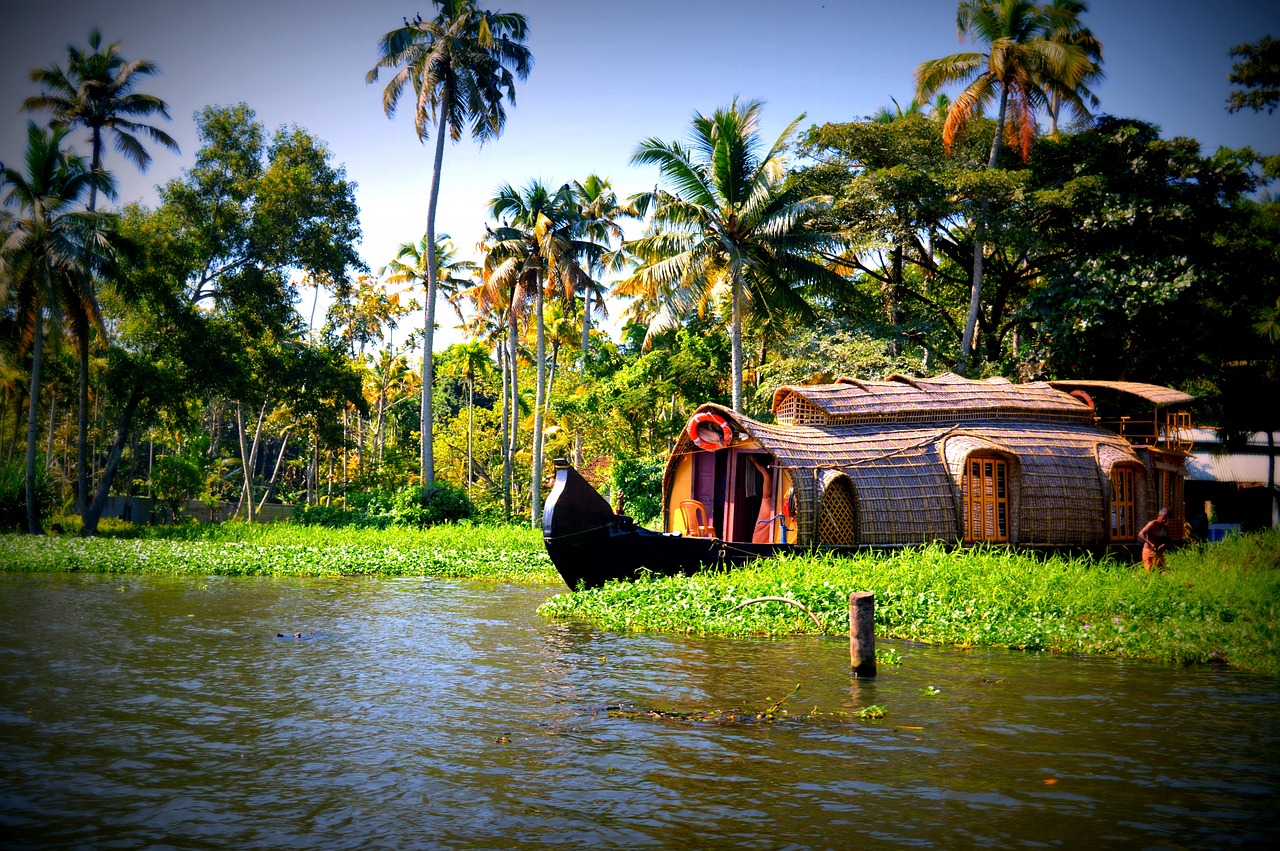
[2,0,1277,346]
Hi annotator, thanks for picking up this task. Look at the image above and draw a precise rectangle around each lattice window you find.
[1110,466,1138,541]
[964,455,1009,542]
[816,479,857,545]
[777,394,828,426]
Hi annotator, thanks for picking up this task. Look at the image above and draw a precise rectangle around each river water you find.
[0,573,1276,850]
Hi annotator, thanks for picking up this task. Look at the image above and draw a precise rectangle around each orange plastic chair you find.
[678,499,715,538]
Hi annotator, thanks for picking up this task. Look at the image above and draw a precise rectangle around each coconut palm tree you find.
[1041,0,1103,134]
[621,98,847,412]
[440,340,494,494]
[24,28,179,211]
[381,232,477,482]
[482,180,593,524]
[915,0,1094,374]
[1,123,113,533]
[571,175,635,360]
[25,28,178,516]
[367,0,531,488]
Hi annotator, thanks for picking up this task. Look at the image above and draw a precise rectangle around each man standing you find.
[1139,508,1171,572]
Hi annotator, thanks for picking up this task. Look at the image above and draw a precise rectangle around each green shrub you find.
[293,502,363,528]
[392,482,475,527]
[611,456,664,526]
[292,483,474,529]
[0,459,57,530]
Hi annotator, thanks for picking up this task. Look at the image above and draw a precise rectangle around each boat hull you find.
[541,464,788,590]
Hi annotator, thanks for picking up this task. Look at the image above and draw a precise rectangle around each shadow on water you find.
[0,573,1277,850]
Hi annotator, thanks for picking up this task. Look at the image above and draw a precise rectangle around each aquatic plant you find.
[0,523,554,583]
[539,531,1280,676]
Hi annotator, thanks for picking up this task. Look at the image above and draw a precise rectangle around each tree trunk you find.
[421,100,451,489]
[532,286,546,526]
[45,393,57,470]
[467,377,474,496]
[25,307,45,535]
[731,268,743,412]
[956,86,1009,377]
[257,430,291,514]
[498,339,511,519]
[507,310,519,519]
[81,385,144,537]
[75,333,89,515]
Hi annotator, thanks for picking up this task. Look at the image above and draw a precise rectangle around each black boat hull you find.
[541,464,788,590]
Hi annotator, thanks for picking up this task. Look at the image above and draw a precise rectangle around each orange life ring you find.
[687,411,733,451]
[1069,389,1095,411]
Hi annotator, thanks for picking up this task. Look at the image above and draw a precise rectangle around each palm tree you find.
[1,123,112,534]
[24,28,179,211]
[25,28,178,516]
[915,0,1094,374]
[1041,0,1103,134]
[381,232,477,483]
[622,98,847,412]
[483,180,592,524]
[440,340,494,494]
[367,0,532,488]
[571,175,635,360]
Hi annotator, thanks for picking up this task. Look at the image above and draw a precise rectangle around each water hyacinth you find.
[1,525,556,584]
[540,533,1280,676]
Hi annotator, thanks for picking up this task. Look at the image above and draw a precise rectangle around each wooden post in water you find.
[849,591,876,677]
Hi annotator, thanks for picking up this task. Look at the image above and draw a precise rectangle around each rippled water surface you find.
[1,572,1277,849]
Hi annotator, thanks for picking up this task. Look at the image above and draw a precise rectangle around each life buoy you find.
[1069,389,1095,411]
[687,411,733,451]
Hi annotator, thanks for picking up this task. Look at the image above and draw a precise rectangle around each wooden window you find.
[1110,467,1137,541]
[964,455,1009,542]
[1157,468,1182,538]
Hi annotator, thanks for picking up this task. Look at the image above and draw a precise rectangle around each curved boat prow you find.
[542,460,787,590]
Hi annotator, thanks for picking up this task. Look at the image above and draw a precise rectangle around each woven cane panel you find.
[816,476,858,545]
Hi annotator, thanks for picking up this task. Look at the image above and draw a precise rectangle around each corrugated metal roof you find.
[1186,452,1277,484]
[1189,428,1280,449]
[1048,380,1195,406]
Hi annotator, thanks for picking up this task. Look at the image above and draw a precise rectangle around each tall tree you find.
[484,180,591,524]
[24,27,179,516]
[622,98,847,411]
[1040,0,1103,134]
[1,123,113,534]
[915,0,1094,373]
[367,0,532,488]
[79,104,362,535]
[24,27,179,211]
[1227,35,1280,115]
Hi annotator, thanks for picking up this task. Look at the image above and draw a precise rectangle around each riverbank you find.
[4,525,1277,675]
[540,530,1280,676]
[0,523,557,583]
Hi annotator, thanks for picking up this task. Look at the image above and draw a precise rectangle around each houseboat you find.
[542,373,1195,589]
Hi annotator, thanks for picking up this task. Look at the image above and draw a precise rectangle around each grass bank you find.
[540,531,1280,676]
[0,522,556,583]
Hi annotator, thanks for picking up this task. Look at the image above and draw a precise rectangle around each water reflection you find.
[0,573,1276,849]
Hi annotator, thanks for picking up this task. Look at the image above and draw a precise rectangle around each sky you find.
[2,0,1278,349]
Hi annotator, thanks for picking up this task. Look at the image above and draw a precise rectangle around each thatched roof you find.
[1047,380,1195,407]
[771,373,1092,426]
